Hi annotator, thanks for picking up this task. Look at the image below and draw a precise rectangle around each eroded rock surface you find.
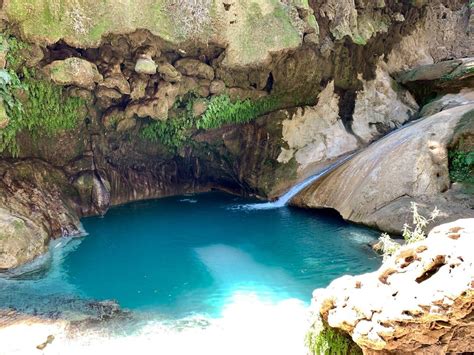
[293,102,474,234]
[0,160,82,269]
[309,218,474,354]
[44,57,103,90]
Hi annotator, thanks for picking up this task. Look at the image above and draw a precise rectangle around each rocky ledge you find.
[307,218,474,354]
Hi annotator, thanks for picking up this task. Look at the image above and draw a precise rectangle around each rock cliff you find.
[0,0,472,268]
[307,218,474,354]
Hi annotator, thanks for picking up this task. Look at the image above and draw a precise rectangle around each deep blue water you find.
[0,192,381,320]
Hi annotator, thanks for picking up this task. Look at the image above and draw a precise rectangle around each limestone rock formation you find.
[0,0,472,270]
[3,0,313,68]
[277,81,359,171]
[135,56,157,75]
[293,102,474,234]
[277,67,417,173]
[352,62,418,143]
[0,160,82,270]
[43,57,103,90]
[308,218,474,354]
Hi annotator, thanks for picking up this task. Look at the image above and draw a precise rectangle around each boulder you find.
[192,99,208,117]
[100,73,131,95]
[397,58,474,84]
[174,58,215,81]
[308,218,474,354]
[157,62,182,82]
[135,55,157,75]
[0,208,49,270]
[293,102,474,234]
[126,99,169,121]
[420,88,474,118]
[44,57,103,90]
[209,80,226,95]
[129,76,148,100]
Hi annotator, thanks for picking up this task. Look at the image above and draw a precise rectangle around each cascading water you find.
[239,118,421,211]
[239,154,355,210]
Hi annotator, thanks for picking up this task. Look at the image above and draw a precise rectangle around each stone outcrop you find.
[386,2,473,74]
[277,81,359,171]
[308,218,474,354]
[293,101,474,234]
[3,0,316,68]
[0,160,82,270]
[43,57,103,90]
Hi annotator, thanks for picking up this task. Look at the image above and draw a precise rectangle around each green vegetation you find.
[378,202,440,261]
[352,35,367,46]
[449,150,474,184]
[141,92,196,151]
[2,34,28,71]
[141,94,279,150]
[306,326,361,355]
[197,95,278,130]
[0,35,84,156]
[141,114,194,151]
[0,69,25,155]
[441,65,474,82]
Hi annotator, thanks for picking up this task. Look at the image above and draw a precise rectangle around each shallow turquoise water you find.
[0,192,381,320]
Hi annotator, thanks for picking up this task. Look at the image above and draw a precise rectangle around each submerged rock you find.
[308,218,474,354]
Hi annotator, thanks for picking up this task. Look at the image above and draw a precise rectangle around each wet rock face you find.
[293,101,474,234]
[0,161,82,269]
[309,218,474,354]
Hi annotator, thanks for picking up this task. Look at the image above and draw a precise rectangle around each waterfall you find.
[239,154,355,210]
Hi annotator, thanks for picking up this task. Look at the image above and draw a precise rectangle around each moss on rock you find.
[4,0,309,68]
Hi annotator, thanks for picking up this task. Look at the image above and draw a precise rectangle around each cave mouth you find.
[0,191,381,352]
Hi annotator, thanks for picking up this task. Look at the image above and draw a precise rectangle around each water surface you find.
[0,192,381,354]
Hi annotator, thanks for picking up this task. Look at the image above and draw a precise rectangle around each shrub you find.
[449,150,474,184]
[0,65,84,156]
[378,202,440,261]
[306,324,361,355]
[141,114,194,151]
[2,34,29,71]
[0,68,25,155]
[196,94,278,130]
